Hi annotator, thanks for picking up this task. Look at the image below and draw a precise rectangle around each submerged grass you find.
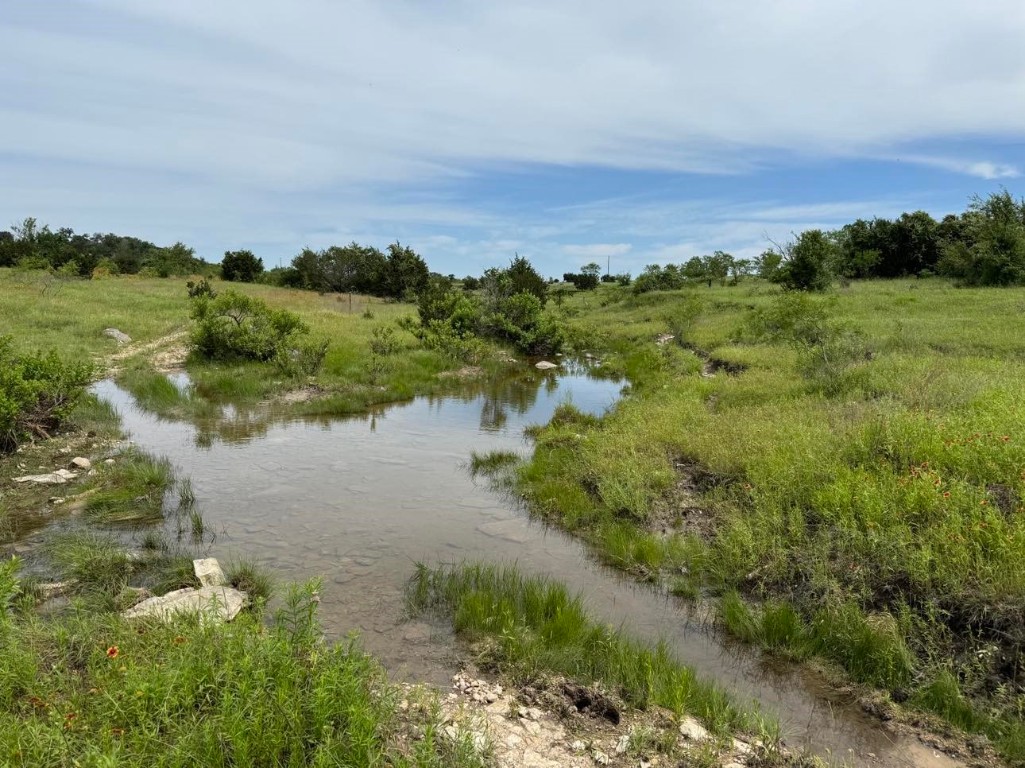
[408,562,769,738]
[468,449,520,476]
[83,449,175,524]
[520,279,1025,763]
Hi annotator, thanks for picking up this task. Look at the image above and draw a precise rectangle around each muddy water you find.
[92,368,955,768]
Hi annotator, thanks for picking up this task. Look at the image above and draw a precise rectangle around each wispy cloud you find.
[902,155,1021,180]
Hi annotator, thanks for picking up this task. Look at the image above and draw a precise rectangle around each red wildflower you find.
[106,646,119,659]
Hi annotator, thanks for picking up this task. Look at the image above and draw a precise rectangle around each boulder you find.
[678,716,710,742]
[70,457,92,470]
[122,586,247,623]
[193,557,226,587]
[534,361,558,370]
[14,469,78,484]
[103,328,132,344]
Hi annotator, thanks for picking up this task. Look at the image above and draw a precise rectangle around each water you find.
[89,366,957,768]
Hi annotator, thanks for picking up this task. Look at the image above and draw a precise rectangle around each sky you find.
[2,1,1024,277]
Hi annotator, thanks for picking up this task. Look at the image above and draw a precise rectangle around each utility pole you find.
[607,255,610,278]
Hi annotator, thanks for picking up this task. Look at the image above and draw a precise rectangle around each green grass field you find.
[516,278,1025,762]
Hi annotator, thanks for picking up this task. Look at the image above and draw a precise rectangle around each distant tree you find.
[563,262,601,290]
[682,257,706,283]
[461,275,481,291]
[773,230,835,291]
[383,242,429,299]
[221,249,264,282]
[754,250,783,281]
[703,251,734,287]
[938,190,1025,286]
[502,255,548,305]
[729,258,753,284]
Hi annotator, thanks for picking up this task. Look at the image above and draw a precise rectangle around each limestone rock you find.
[14,469,78,484]
[70,457,92,470]
[678,716,710,742]
[122,586,247,623]
[104,328,132,344]
[535,360,558,370]
[193,557,227,587]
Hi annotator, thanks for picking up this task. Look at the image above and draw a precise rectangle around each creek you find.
[90,365,957,768]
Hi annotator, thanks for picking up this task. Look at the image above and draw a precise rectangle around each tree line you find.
[627,190,1025,292]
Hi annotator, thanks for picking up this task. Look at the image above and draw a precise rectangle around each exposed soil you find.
[104,329,189,374]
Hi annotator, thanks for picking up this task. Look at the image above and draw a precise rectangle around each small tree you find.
[938,190,1025,286]
[772,230,834,291]
[221,250,264,282]
[704,251,734,287]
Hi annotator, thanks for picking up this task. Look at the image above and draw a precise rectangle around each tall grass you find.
[523,280,1025,763]
[408,562,768,738]
[0,578,487,767]
[83,449,175,524]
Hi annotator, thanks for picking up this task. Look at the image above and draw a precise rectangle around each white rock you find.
[592,749,610,766]
[535,361,558,370]
[193,558,227,587]
[615,734,631,754]
[732,738,753,756]
[13,469,78,484]
[104,328,132,344]
[570,740,586,752]
[678,717,710,742]
[70,457,92,470]
[122,586,247,623]
[104,458,115,465]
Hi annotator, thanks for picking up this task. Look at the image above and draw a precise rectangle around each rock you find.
[655,333,675,346]
[36,581,74,600]
[122,586,248,623]
[104,458,116,465]
[535,360,558,370]
[70,457,91,470]
[13,469,78,484]
[193,557,226,587]
[678,717,710,742]
[615,733,630,754]
[570,740,586,753]
[104,328,132,344]
[592,749,610,765]
[732,738,753,756]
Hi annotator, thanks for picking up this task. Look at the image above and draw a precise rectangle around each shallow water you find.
[90,367,957,768]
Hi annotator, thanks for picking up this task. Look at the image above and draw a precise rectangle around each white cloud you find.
[1,1,1023,272]
[900,156,1021,180]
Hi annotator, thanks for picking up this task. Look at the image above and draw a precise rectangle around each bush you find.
[0,337,93,451]
[772,230,835,291]
[189,290,326,376]
[221,249,264,283]
[482,291,564,356]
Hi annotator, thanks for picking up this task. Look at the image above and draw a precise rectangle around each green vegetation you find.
[189,288,327,377]
[219,249,263,283]
[518,279,1025,762]
[0,336,93,452]
[0,567,486,767]
[407,563,771,740]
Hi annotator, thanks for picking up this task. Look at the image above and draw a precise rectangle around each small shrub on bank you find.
[189,289,326,376]
[0,336,93,451]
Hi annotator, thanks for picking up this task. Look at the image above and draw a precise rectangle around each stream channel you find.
[91,364,956,768]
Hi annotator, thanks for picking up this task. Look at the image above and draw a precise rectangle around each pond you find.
[90,364,954,768]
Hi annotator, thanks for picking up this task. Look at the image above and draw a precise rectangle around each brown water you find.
[90,367,958,768]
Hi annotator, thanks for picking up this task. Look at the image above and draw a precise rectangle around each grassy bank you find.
[0,269,502,417]
[0,563,486,767]
[408,562,794,765]
[509,279,1025,763]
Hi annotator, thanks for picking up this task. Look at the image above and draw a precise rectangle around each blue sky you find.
[2,1,1023,277]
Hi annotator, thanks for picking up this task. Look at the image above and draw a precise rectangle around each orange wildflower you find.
[106,646,119,659]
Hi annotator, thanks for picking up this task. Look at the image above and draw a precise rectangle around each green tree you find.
[221,250,264,282]
[773,230,834,291]
[938,190,1025,286]
[384,242,429,298]
[703,251,734,287]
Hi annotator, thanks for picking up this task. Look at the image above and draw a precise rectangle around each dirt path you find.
[103,329,188,374]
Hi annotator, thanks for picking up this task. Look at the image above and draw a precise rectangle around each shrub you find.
[0,337,93,451]
[189,290,326,376]
[220,249,264,282]
[771,230,835,291]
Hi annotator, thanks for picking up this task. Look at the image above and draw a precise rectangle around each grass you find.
[407,562,771,740]
[0,269,509,419]
[468,449,520,476]
[81,449,175,525]
[515,278,1025,763]
[0,567,488,767]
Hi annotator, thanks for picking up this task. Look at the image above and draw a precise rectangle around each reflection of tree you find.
[112,358,613,448]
